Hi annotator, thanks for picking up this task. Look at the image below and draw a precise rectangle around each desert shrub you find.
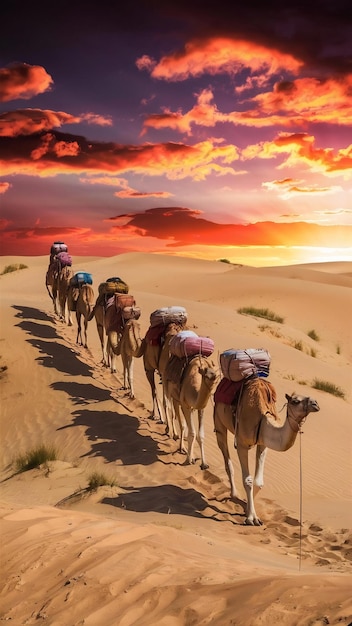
[312,379,345,399]
[258,323,282,338]
[1,263,28,275]
[87,471,117,491]
[15,444,58,472]
[292,340,303,351]
[307,329,320,341]
[237,307,284,323]
[309,348,317,358]
[218,258,231,264]
[336,344,341,355]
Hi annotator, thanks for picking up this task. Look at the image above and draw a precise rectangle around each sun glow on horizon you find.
[153,245,352,267]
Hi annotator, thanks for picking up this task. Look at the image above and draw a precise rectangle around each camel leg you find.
[76,311,82,345]
[83,317,89,348]
[163,391,180,440]
[214,414,237,499]
[122,355,134,399]
[173,400,187,453]
[236,445,262,526]
[197,409,209,470]
[145,369,164,423]
[106,335,117,373]
[95,320,107,365]
[108,331,124,373]
[253,445,267,497]
[52,286,59,316]
[182,406,197,465]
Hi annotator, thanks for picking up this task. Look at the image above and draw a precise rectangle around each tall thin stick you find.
[299,430,303,571]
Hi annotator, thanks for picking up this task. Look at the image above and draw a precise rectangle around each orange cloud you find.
[142,88,228,136]
[79,174,172,198]
[142,73,352,136]
[0,63,53,102]
[248,75,352,126]
[0,109,112,137]
[136,37,302,82]
[263,178,342,198]
[114,189,172,198]
[0,182,11,194]
[243,133,352,177]
[0,131,241,180]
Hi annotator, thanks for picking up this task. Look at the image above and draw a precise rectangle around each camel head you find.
[285,392,320,429]
[199,364,220,392]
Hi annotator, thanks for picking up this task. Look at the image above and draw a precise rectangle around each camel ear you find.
[285,393,291,402]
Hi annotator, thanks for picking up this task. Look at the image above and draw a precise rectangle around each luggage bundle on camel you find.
[149,306,187,328]
[70,271,93,287]
[68,271,93,311]
[220,348,271,381]
[98,277,129,296]
[105,293,141,334]
[169,330,215,359]
[145,306,188,346]
[89,277,130,321]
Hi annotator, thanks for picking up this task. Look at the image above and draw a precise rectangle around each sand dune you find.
[0,253,351,625]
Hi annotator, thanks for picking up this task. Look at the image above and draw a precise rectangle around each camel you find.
[54,265,74,325]
[45,262,58,313]
[213,376,320,525]
[142,321,187,438]
[74,284,95,348]
[107,319,143,399]
[164,354,219,469]
[90,301,109,366]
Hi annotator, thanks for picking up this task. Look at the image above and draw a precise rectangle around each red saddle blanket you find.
[145,324,165,346]
[214,377,244,405]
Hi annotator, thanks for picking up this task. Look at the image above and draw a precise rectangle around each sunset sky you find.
[1,0,351,266]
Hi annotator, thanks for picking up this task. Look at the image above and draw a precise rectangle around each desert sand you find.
[0,252,351,626]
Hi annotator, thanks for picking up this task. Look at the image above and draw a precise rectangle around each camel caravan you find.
[46,244,321,525]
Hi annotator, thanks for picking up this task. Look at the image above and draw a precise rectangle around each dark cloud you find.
[3,1,351,76]
[107,207,352,247]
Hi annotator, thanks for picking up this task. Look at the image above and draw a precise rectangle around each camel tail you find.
[46,282,54,301]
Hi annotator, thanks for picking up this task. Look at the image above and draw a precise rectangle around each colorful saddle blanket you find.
[214,377,244,405]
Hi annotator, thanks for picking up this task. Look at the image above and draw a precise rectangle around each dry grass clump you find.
[307,329,320,341]
[1,263,28,275]
[238,307,284,323]
[15,444,58,473]
[87,471,118,491]
[312,379,345,399]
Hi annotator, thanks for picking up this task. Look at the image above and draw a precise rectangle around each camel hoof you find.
[244,518,263,526]
[200,463,209,470]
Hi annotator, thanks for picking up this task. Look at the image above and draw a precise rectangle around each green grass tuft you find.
[312,379,345,399]
[1,263,28,275]
[15,444,58,473]
[237,307,284,323]
[87,471,118,491]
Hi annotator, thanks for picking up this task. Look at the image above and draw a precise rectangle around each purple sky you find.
[1,0,351,265]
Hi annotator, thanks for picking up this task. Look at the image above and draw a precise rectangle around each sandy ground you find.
[0,253,351,625]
